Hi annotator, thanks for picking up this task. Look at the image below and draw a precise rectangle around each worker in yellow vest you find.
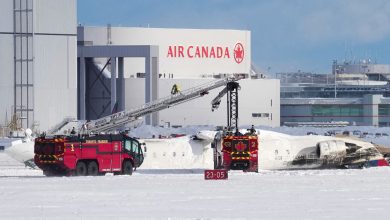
[171,84,181,95]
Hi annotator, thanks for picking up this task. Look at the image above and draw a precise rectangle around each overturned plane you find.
[4,129,389,171]
[198,129,389,170]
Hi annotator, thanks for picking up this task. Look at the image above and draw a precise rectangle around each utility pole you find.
[334,69,337,98]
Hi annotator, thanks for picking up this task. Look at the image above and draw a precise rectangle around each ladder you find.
[83,77,240,133]
[13,0,34,128]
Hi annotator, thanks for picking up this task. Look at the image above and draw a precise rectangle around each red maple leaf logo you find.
[235,141,247,151]
[234,43,244,64]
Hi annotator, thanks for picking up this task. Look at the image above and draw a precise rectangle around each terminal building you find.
[280,60,390,127]
[0,0,280,135]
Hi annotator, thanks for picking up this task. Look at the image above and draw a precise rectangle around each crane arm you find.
[210,81,240,131]
[83,77,240,133]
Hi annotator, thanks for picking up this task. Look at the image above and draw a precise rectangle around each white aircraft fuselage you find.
[4,129,388,170]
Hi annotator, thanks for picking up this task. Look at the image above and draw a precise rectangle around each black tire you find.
[87,161,99,176]
[43,170,55,177]
[122,160,133,175]
[75,161,87,176]
[43,168,66,177]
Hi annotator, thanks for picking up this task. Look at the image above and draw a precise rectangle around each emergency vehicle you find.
[211,81,259,172]
[34,133,144,176]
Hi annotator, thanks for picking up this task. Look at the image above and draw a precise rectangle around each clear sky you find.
[77,0,390,74]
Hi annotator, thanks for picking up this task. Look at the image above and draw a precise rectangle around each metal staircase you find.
[83,77,239,133]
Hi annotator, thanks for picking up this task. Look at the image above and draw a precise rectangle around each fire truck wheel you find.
[76,161,87,176]
[122,160,133,175]
[87,161,99,176]
[43,169,56,177]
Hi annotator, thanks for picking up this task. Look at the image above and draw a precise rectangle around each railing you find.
[47,117,76,134]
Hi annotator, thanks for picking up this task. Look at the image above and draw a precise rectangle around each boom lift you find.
[211,81,259,172]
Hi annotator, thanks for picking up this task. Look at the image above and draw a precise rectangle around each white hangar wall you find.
[0,0,16,129]
[0,0,77,132]
[78,26,251,78]
[124,78,280,127]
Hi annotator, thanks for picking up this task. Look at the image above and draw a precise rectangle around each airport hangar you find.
[0,0,280,133]
[77,26,280,128]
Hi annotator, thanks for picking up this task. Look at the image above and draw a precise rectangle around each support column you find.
[151,56,159,125]
[363,94,381,126]
[117,57,125,112]
[145,47,159,126]
[145,56,152,125]
[79,57,86,120]
[110,57,117,112]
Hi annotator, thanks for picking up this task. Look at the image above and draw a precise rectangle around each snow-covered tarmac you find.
[1,153,390,219]
[2,125,390,219]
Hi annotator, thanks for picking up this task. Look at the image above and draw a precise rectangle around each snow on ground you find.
[1,157,390,219]
[0,153,41,176]
[2,126,390,219]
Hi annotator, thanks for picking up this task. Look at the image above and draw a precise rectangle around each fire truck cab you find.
[34,133,144,176]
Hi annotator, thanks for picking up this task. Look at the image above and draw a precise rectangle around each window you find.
[312,105,363,117]
[125,140,131,152]
[379,105,390,116]
[252,113,270,118]
[132,141,139,154]
[125,140,139,153]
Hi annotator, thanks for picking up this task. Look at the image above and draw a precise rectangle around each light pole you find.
[334,69,338,98]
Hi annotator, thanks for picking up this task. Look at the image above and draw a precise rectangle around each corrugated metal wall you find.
[0,0,77,133]
[0,0,17,129]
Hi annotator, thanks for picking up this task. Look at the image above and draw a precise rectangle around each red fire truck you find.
[34,133,144,176]
[211,81,259,172]
[222,133,258,172]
